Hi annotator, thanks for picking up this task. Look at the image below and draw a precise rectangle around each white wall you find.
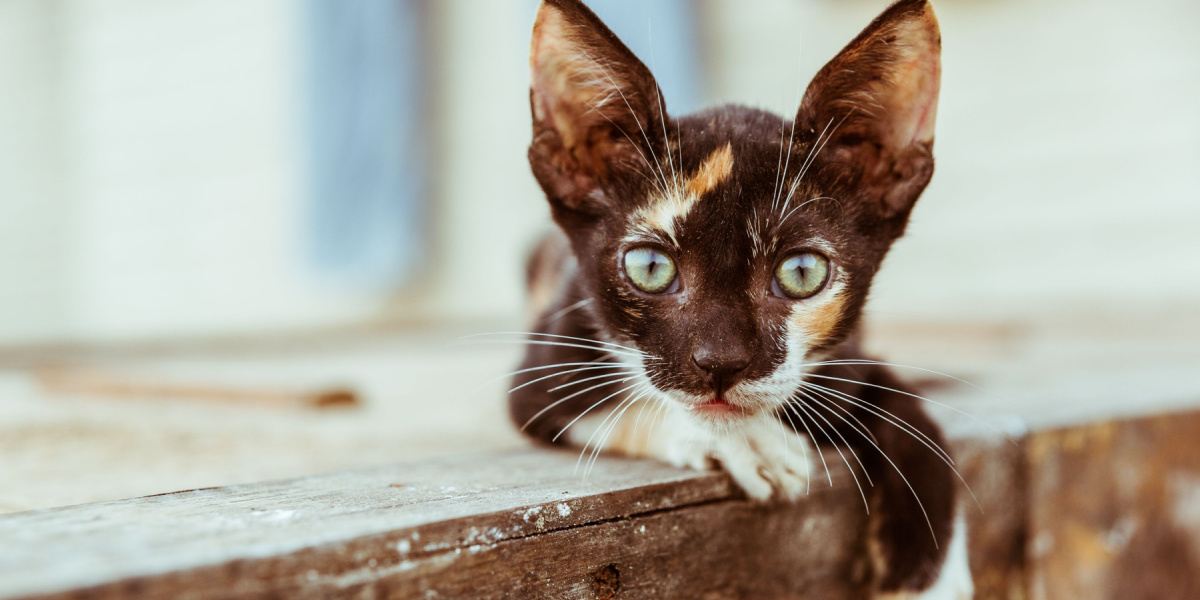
[425,0,547,320]
[0,0,1197,345]
[0,0,72,341]
[0,0,398,344]
[0,0,549,344]
[705,0,1200,324]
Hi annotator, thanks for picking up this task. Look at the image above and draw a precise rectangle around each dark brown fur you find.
[512,0,954,593]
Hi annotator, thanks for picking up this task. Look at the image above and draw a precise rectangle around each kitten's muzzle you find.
[691,346,750,398]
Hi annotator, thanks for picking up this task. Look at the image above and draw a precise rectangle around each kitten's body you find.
[510,1,972,597]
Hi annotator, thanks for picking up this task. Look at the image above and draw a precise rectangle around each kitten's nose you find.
[691,346,751,390]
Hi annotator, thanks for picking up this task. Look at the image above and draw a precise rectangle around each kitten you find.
[511,0,971,597]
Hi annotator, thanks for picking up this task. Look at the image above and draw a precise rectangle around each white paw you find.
[658,427,714,471]
[568,403,815,501]
[566,400,715,471]
[878,514,974,600]
[710,412,815,501]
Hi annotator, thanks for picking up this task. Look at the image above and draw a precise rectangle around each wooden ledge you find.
[0,450,872,599]
[3,409,1200,599]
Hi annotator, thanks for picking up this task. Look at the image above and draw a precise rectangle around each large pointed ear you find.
[798,0,941,220]
[528,0,666,219]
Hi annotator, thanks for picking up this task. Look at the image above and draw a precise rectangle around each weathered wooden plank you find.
[0,429,1030,600]
[0,450,737,599]
[953,432,1028,600]
[6,409,1200,599]
[20,483,868,600]
[316,490,871,599]
[6,431,1038,600]
[1024,410,1200,600]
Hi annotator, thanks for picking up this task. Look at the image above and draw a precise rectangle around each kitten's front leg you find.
[569,401,816,502]
[876,514,973,600]
[838,367,973,600]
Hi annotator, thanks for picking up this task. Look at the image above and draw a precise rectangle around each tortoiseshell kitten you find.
[511,1,971,597]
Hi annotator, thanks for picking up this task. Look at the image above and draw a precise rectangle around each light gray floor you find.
[3,315,1198,514]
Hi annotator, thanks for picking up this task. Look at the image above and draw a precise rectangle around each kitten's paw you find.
[712,413,814,501]
[569,401,715,471]
[659,432,714,472]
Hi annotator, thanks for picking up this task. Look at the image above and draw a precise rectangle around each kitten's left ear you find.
[798,0,941,221]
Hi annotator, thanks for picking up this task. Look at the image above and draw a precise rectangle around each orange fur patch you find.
[631,143,735,242]
[684,143,734,198]
[797,292,847,348]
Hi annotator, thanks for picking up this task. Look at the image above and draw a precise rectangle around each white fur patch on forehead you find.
[629,143,734,244]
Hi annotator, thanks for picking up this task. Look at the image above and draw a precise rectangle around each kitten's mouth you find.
[691,395,750,418]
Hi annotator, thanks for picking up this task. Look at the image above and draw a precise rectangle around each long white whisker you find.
[794,389,873,489]
[791,397,870,514]
[800,390,940,548]
[645,394,671,449]
[577,392,633,474]
[778,195,840,228]
[780,116,832,215]
[776,404,812,494]
[588,389,651,477]
[801,359,983,391]
[808,386,880,446]
[460,339,642,359]
[627,389,654,451]
[801,372,997,435]
[783,111,853,209]
[771,119,786,213]
[472,360,618,394]
[590,108,669,197]
[785,402,833,488]
[796,392,875,489]
[801,380,954,465]
[802,382,983,512]
[546,369,641,393]
[522,375,636,432]
[461,331,646,355]
[774,114,803,214]
[803,391,946,541]
[590,62,674,200]
[553,380,645,443]
[511,364,634,395]
[578,383,650,475]
[645,18,684,203]
[545,298,594,324]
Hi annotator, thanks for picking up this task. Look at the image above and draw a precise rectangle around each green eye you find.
[773,252,831,299]
[623,247,678,294]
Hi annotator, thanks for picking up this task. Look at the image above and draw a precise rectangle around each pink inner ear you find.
[882,15,941,148]
[530,7,584,146]
[530,4,637,151]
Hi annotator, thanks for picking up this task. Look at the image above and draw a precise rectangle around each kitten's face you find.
[529,0,940,424]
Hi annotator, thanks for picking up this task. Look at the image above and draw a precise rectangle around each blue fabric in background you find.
[303,1,702,289]
[302,0,426,290]
[583,0,705,115]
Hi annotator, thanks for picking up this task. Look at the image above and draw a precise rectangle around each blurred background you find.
[0,0,1197,512]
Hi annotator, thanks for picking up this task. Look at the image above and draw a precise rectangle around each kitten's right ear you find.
[528,0,665,219]
[798,0,941,223]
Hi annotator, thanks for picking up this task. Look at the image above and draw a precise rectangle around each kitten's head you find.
[528,0,941,424]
